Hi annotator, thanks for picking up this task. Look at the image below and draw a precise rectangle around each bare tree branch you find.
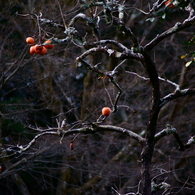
[154,124,185,151]
[7,124,144,154]
[76,59,123,113]
[0,147,50,179]
[145,15,195,51]
[155,124,195,151]
[126,71,180,91]
[6,131,59,154]
[159,88,195,108]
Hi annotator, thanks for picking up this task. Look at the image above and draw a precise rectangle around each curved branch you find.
[145,15,195,51]
[92,124,145,143]
[85,40,130,53]
[155,125,195,151]
[6,131,59,153]
[77,59,122,113]
[154,124,185,151]
[140,49,160,135]
[159,88,195,108]
[8,124,144,154]
[61,124,144,143]
[0,147,50,179]
[77,45,143,62]
[126,71,180,91]
[113,20,139,48]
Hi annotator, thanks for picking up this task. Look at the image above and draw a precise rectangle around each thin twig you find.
[126,71,180,91]
[56,0,67,30]
[79,59,122,113]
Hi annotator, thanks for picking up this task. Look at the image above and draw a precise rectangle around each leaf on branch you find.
[185,60,192,67]
[180,54,187,59]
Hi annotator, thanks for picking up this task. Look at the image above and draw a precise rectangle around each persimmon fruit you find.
[165,0,174,8]
[102,107,111,117]
[70,142,74,151]
[34,44,43,53]
[38,46,47,55]
[44,40,54,49]
[27,38,53,55]
[29,45,37,54]
[29,44,47,55]
[26,37,35,45]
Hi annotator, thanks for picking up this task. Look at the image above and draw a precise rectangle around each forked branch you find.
[5,124,144,154]
[154,124,195,151]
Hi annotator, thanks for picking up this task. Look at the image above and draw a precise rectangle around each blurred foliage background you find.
[0,0,195,194]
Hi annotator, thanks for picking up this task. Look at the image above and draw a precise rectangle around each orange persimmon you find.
[70,142,74,151]
[37,46,47,55]
[34,44,43,53]
[165,0,175,8]
[26,37,35,45]
[102,107,111,117]
[44,40,54,49]
[29,45,37,54]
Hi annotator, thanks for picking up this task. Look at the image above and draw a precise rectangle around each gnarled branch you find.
[159,88,195,108]
[145,15,195,51]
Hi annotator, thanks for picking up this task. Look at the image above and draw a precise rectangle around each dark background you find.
[0,0,195,194]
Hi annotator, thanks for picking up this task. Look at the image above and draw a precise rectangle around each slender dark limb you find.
[155,124,185,151]
[5,124,144,154]
[145,15,195,51]
[113,19,139,48]
[78,59,122,113]
[173,133,185,151]
[155,125,195,150]
[159,88,195,108]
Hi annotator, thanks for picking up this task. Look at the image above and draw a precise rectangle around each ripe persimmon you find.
[70,142,74,151]
[37,46,47,55]
[44,40,54,49]
[165,0,174,8]
[29,45,37,54]
[34,44,43,53]
[26,37,35,45]
[102,107,111,117]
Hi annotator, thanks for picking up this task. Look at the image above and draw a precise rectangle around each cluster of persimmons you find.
[25,37,113,151]
[26,37,54,55]
[26,37,112,151]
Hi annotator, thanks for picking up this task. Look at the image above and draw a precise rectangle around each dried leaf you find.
[180,54,187,59]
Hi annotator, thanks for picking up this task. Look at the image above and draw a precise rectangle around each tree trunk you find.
[140,142,154,195]
[139,47,160,195]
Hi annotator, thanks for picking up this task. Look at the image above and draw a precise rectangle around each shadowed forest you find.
[1,0,195,194]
